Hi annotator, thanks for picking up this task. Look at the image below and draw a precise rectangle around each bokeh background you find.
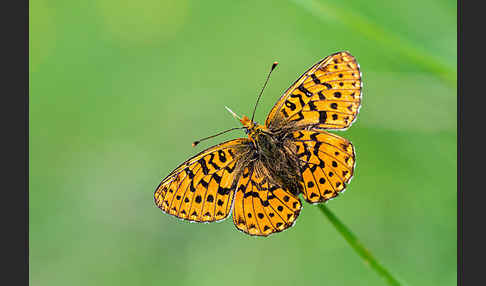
[30,0,456,285]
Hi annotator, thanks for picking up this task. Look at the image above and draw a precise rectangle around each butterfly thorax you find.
[239,115,303,196]
[240,115,275,152]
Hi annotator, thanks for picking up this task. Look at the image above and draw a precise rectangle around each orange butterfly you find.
[154,51,362,236]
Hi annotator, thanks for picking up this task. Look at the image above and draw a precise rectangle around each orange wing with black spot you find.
[154,139,248,222]
[232,164,302,236]
[292,129,355,203]
[266,51,362,130]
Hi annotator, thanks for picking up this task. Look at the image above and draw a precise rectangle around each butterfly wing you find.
[154,138,248,222]
[266,51,362,130]
[232,163,302,236]
[292,129,355,203]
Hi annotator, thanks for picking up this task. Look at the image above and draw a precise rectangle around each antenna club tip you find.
[272,62,278,70]
[192,141,199,147]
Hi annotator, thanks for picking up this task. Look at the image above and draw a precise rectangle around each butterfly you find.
[154,51,362,236]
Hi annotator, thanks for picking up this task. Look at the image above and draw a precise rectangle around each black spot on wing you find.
[198,158,210,175]
[217,150,227,163]
[207,153,220,169]
[217,186,232,195]
[290,93,305,107]
[199,179,209,188]
[225,163,236,173]
[243,191,260,198]
[312,142,322,156]
[185,168,195,179]
[213,173,222,184]
[285,100,297,111]
[281,108,289,118]
[298,84,313,97]
[319,111,327,123]
[307,101,317,111]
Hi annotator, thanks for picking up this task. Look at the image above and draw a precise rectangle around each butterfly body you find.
[155,51,362,236]
[241,117,304,197]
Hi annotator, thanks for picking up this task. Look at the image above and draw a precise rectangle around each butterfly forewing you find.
[266,51,362,130]
[232,165,302,236]
[154,139,248,222]
[292,129,355,203]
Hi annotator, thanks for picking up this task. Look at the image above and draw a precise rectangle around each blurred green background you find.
[30,0,456,285]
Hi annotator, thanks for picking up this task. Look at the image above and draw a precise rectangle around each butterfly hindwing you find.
[292,129,355,203]
[232,164,302,236]
[154,139,248,222]
[266,51,362,130]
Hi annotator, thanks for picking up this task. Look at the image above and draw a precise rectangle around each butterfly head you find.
[240,115,267,143]
[239,115,255,129]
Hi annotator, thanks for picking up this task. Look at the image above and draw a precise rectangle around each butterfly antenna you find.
[250,61,278,122]
[192,127,244,147]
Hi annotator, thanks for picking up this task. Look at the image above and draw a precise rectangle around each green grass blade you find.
[318,204,405,286]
